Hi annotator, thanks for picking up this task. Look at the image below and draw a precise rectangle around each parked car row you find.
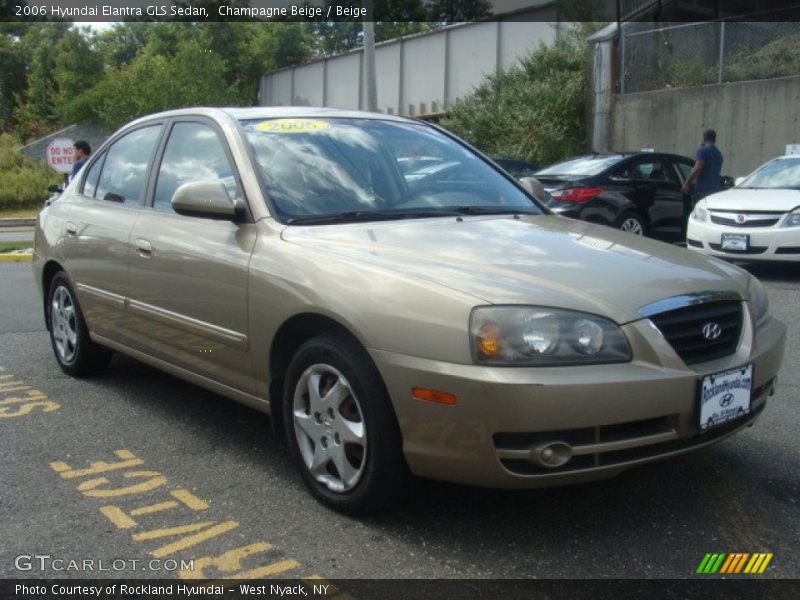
[491,149,799,264]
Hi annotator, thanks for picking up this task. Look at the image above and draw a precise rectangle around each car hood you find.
[280,215,750,324]
[703,188,800,212]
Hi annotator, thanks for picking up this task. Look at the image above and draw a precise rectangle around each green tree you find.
[95,22,149,66]
[12,23,71,138]
[426,0,492,21]
[64,39,237,130]
[305,21,362,56]
[53,28,103,110]
[269,22,310,68]
[441,25,599,166]
[0,32,26,129]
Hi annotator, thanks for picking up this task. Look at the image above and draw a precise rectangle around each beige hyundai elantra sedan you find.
[33,108,785,514]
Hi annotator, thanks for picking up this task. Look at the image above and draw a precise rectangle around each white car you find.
[687,155,800,262]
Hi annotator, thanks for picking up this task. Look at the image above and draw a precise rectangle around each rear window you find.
[536,156,623,178]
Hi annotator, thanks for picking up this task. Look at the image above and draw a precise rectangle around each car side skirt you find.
[91,333,270,414]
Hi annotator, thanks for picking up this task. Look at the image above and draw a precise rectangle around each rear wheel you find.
[282,334,408,515]
[616,211,646,236]
[47,272,110,377]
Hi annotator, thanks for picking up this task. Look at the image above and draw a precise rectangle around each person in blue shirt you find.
[681,129,723,205]
[70,140,91,181]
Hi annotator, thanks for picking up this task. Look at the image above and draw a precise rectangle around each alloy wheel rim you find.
[51,285,78,364]
[620,218,644,235]
[292,364,367,493]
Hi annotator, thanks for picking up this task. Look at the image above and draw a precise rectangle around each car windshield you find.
[738,157,800,189]
[535,155,623,178]
[240,117,542,223]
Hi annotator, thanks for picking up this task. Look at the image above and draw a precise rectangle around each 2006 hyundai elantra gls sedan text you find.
[34,108,785,515]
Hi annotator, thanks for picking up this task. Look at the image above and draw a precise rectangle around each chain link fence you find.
[621,21,800,93]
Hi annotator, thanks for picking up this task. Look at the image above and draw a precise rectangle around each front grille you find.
[648,300,742,365]
[708,243,767,255]
[710,214,780,228]
[776,246,800,255]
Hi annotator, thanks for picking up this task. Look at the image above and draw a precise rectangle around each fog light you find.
[531,442,572,468]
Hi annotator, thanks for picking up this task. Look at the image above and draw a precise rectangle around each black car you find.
[535,152,698,243]
[492,156,540,179]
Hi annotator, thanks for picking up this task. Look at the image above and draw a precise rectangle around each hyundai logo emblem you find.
[736,214,747,224]
[720,393,734,408]
[702,322,723,340]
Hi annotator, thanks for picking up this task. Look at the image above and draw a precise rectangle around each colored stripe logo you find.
[696,553,773,574]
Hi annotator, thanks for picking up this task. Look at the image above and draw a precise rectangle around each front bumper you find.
[370,316,786,488]
[687,219,800,262]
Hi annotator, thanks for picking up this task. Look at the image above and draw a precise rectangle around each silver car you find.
[34,108,786,514]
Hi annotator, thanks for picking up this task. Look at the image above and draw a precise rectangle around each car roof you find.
[125,106,417,128]
[547,152,693,166]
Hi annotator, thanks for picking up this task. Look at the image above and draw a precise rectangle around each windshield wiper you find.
[737,186,800,190]
[452,206,539,216]
[286,209,463,225]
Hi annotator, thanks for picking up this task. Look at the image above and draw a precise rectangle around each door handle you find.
[135,238,152,258]
[65,222,77,236]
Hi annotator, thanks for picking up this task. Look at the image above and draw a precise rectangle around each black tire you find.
[282,333,409,515]
[47,272,111,377]
[616,211,646,236]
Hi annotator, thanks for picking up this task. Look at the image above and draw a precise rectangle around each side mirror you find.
[720,175,735,189]
[519,176,547,203]
[734,176,746,187]
[171,180,247,222]
[48,185,62,193]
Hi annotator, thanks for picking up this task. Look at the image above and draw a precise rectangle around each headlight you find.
[470,306,631,366]
[748,276,770,327]
[691,201,708,223]
[782,208,800,228]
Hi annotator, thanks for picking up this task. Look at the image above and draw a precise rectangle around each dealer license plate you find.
[721,233,749,251]
[698,364,753,430]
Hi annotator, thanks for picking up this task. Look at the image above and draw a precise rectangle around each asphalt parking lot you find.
[1,260,798,581]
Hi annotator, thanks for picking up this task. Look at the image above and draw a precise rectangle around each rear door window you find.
[672,159,694,183]
[94,126,162,206]
[80,152,105,199]
[614,158,672,182]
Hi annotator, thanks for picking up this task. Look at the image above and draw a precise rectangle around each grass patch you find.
[0,206,39,219]
[1,133,63,209]
[0,241,33,253]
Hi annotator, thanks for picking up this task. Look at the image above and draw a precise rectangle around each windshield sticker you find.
[254,119,330,134]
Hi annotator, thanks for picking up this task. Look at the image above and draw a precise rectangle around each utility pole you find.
[363,1,378,112]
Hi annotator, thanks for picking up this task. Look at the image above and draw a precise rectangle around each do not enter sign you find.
[46,138,76,173]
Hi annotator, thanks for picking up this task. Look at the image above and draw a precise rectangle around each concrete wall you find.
[611,75,800,177]
[259,18,557,117]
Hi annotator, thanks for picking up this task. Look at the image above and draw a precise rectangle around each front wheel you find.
[282,334,408,515]
[47,272,110,377]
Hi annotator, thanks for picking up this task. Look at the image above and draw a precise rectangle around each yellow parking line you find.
[50,448,327,583]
